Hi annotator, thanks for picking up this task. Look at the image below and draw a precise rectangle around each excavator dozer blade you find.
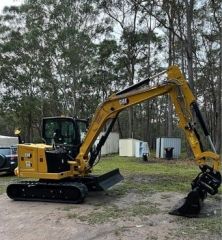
[77,168,124,191]
[169,188,204,217]
[97,168,124,190]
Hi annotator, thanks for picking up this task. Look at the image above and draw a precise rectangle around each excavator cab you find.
[42,117,88,157]
[42,117,88,144]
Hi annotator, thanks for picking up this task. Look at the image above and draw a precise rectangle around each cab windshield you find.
[43,118,78,145]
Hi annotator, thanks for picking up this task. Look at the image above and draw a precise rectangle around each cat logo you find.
[119,98,129,105]
[24,153,32,158]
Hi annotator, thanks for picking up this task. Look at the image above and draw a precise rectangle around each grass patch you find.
[94,156,202,194]
[67,212,79,219]
[74,201,160,224]
[176,215,222,238]
[94,156,199,177]
[62,205,77,211]
[0,174,17,195]
[130,203,160,216]
[78,207,123,224]
[124,174,192,193]
[0,186,5,195]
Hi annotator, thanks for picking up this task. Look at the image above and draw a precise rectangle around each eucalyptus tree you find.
[194,0,222,153]
[0,0,104,141]
[100,0,163,140]
[21,0,101,118]
[0,5,44,141]
[211,0,222,153]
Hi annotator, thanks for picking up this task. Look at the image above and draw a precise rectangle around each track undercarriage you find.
[7,181,88,203]
[6,168,124,203]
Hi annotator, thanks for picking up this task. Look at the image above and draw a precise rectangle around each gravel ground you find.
[0,188,221,240]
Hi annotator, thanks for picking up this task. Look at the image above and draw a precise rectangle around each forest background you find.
[0,0,221,154]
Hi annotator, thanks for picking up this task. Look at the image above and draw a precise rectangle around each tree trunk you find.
[215,30,222,153]
[167,11,173,137]
[128,108,134,138]
[185,0,195,90]
[26,112,32,143]
[211,0,222,153]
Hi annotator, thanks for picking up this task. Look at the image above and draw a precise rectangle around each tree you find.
[0,0,220,153]
[100,0,163,140]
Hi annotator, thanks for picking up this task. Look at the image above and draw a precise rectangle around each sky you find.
[0,0,23,13]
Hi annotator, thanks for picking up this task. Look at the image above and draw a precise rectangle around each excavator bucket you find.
[170,166,221,217]
[169,188,204,217]
[76,168,124,191]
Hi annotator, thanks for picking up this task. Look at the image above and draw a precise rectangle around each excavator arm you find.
[68,65,221,217]
[71,77,172,171]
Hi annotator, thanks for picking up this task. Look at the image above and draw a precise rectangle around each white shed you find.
[95,132,119,155]
[156,137,181,159]
[119,138,150,157]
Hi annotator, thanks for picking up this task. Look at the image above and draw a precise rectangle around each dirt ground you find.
[0,187,221,240]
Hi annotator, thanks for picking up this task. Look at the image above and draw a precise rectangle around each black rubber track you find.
[7,181,88,203]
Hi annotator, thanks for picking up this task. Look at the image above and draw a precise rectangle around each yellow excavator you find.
[7,65,221,217]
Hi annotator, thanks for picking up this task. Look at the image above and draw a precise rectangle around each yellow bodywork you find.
[15,144,76,179]
[16,65,220,180]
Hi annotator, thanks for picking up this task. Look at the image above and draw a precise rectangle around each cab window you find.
[43,119,79,145]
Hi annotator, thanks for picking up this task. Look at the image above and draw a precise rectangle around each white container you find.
[119,139,150,157]
[0,135,18,147]
[135,140,143,157]
[156,137,181,159]
[119,138,135,156]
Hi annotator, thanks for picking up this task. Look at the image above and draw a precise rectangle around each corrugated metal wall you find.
[156,138,181,158]
[95,132,119,155]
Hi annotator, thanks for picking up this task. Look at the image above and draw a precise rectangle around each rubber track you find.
[7,181,88,203]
